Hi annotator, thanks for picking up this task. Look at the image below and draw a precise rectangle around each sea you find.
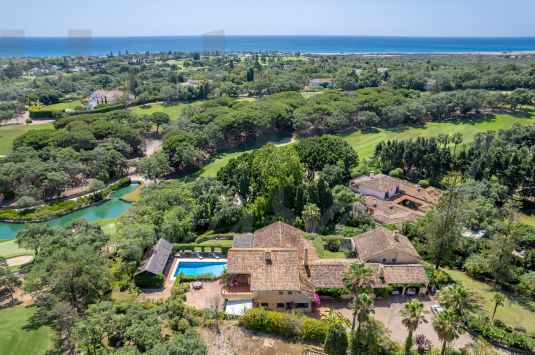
[1,36,535,57]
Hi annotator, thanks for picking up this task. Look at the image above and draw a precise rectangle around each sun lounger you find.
[195,252,203,259]
[211,252,220,259]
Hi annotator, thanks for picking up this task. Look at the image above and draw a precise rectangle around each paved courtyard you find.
[316,295,477,351]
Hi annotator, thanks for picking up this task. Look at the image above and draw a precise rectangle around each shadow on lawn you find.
[22,305,49,331]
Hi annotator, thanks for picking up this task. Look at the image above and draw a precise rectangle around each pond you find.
[0,183,139,240]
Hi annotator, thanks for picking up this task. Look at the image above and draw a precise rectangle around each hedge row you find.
[134,272,165,289]
[0,177,131,222]
[173,243,231,256]
[467,313,534,351]
[195,234,234,243]
[239,307,328,345]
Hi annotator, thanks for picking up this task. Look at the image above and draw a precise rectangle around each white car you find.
[431,304,444,315]
[390,290,400,295]
[405,288,417,296]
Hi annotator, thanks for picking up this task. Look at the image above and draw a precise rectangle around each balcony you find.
[222,285,253,301]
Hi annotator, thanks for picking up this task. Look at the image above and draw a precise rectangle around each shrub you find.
[25,118,33,124]
[325,239,341,252]
[418,179,429,188]
[388,168,404,178]
[133,272,165,288]
[299,317,328,344]
[467,313,534,351]
[315,288,345,298]
[324,322,348,355]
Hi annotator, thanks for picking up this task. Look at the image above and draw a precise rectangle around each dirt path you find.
[6,255,33,267]
[200,321,303,355]
[144,138,162,156]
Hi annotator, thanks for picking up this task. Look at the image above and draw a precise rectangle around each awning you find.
[225,300,253,316]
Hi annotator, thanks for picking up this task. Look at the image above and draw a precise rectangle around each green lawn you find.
[520,213,535,227]
[198,239,233,247]
[0,306,56,355]
[200,132,293,177]
[129,102,186,119]
[0,124,54,156]
[446,269,535,333]
[0,239,32,259]
[199,110,535,177]
[340,110,535,159]
[43,100,84,111]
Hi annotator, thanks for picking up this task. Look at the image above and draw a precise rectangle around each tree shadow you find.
[21,305,50,331]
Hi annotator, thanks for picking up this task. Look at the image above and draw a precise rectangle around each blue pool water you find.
[174,261,227,277]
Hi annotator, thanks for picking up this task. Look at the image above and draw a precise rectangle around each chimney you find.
[304,247,309,266]
[373,198,377,207]
[370,170,375,177]
[389,202,393,209]
[393,231,399,242]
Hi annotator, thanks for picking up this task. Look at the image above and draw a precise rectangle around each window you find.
[260,303,268,308]
[382,258,387,262]
[295,303,308,309]
[278,291,284,295]
[276,303,284,308]
[288,291,293,295]
[392,258,397,263]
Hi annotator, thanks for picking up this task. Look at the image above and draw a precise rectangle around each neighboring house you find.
[134,238,173,277]
[308,78,335,88]
[223,221,430,314]
[89,89,127,104]
[349,173,442,227]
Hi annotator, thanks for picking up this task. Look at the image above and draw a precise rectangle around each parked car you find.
[390,289,400,295]
[405,288,417,296]
[431,304,444,315]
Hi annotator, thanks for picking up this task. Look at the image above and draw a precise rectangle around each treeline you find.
[0,111,150,205]
[373,124,535,196]
[14,219,209,353]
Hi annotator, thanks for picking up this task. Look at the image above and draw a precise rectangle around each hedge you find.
[195,234,235,243]
[134,272,165,288]
[467,313,534,351]
[239,308,329,346]
[173,243,231,256]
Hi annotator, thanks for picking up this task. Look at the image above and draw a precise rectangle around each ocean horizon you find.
[1,35,535,57]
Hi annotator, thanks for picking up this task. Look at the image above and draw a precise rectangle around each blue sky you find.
[1,0,534,37]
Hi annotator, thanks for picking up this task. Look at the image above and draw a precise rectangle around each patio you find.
[315,295,478,351]
[185,280,224,309]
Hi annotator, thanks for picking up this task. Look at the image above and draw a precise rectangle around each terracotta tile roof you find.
[307,259,354,289]
[398,180,442,205]
[365,196,424,226]
[351,227,420,261]
[253,221,318,261]
[226,248,301,291]
[307,260,428,289]
[383,264,429,285]
[350,174,400,193]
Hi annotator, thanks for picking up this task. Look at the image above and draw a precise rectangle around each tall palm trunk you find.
[404,330,413,354]
[441,341,447,355]
[492,303,498,320]
[351,293,359,332]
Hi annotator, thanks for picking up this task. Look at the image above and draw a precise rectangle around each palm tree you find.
[343,260,373,332]
[400,299,427,354]
[356,293,375,332]
[491,293,505,321]
[451,132,463,156]
[302,203,321,233]
[433,309,464,355]
[437,133,450,148]
[438,284,476,318]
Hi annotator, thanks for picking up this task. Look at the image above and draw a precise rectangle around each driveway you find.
[316,296,477,351]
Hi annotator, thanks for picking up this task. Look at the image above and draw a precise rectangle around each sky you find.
[1,0,535,37]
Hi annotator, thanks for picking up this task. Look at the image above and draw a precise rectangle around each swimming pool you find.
[173,260,227,278]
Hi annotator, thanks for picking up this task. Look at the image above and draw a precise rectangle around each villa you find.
[83,89,130,110]
[222,221,429,314]
[349,172,442,226]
